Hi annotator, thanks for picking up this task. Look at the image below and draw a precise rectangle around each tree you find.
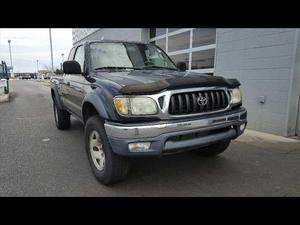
[43,65,62,74]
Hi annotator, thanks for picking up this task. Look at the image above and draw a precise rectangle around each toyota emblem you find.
[197,96,207,106]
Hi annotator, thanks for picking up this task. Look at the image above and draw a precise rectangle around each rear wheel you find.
[193,140,231,157]
[85,115,130,185]
[53,99,70,130]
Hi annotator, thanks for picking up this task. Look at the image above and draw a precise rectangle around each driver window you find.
[68,47,76,60]
[145,47,168,67]
[74,45,85,72]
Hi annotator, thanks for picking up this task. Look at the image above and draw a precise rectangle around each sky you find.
[0,28,73,73]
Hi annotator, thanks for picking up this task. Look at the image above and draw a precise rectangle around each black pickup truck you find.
[51,40,247,185]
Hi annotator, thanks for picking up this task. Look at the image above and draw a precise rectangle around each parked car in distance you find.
[44,75,51,80]
[37,74,44,80]
[44,72,56,80]
[51,40,247,185]
[22,74,32,80]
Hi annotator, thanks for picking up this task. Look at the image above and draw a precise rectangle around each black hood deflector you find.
[120,76,240,95]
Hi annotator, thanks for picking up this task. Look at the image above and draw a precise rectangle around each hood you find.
[94,70,240,95]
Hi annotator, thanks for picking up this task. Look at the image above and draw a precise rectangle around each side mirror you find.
[176,62,187,72]
[63,60,82,74]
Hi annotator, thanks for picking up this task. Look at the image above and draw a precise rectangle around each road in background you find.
[0,80,300,196]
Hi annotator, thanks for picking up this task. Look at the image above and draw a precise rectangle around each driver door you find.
[66,45,86,117]
[61,45,85,117]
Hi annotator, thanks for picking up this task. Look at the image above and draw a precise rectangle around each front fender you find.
[82,85,119,121]
[51,80,63,109]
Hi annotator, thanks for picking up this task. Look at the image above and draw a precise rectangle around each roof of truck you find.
[74,40,148,47]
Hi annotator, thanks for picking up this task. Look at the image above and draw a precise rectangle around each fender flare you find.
[82,93,111,122]
[51,84,64,109]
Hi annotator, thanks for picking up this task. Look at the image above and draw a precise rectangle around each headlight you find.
[114,96,158,115]
[130,97,158,115]
[230,88,242,104]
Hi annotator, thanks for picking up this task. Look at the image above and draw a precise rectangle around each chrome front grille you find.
[114,87,232,119]
[169,89,230,115]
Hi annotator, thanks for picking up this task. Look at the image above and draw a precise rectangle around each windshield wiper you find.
[141,65,177,70]
[94,66,142,70]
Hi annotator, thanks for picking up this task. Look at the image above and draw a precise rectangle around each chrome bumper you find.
[105,109,247,139]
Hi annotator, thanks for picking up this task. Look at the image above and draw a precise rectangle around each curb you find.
[0,94,9,103]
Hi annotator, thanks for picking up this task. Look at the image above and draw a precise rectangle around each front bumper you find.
[104,108,247,156]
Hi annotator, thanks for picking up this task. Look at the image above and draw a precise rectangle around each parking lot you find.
[0,80,300,196]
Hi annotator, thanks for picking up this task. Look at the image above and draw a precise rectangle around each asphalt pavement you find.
[0,80,300,196]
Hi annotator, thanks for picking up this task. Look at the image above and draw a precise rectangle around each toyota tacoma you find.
[51,40,247,185]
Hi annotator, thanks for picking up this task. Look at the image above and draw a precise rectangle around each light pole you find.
[61,53,64,71]
[49,28,54,73]
[8,40,14,77]
[36,60,39,74]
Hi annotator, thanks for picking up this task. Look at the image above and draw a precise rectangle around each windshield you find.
[90,42,177,71]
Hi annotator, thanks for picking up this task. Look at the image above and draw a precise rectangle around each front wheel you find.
[193,140,231,157]
[84,115,130,185]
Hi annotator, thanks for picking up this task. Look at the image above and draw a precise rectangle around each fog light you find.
[128,142,151,152]
[240,123,246,131]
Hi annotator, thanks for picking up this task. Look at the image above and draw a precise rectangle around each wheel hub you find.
[89,130,105,171]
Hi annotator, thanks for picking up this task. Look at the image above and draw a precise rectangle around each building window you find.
[168,28,180,33]
[191,49,214,70]
[169,53,189,68]
[154,38,166,51]
[168,31,190,52]
[150,28,166,38]
[149,28,216,74]
[192,29,216,47]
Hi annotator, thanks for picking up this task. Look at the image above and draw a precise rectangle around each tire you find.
[84,115,130,185]
[53,99,71,130]
[193,140,231,157]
